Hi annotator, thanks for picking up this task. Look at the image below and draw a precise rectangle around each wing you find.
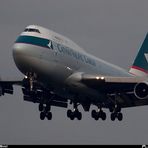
[82,74,148,108]
[0,77,68,109]
[0,77,23,96]
[81,74,144,93]
[67,72,148,108]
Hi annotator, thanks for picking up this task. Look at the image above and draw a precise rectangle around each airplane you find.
[0,25,147,121]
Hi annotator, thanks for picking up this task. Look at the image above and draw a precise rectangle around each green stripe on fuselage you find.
[15,35,49,48]
[15,35,96,67]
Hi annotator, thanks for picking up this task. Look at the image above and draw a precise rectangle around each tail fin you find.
[129,33,148,77]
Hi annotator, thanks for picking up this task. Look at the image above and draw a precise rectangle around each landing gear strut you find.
[23,72,37,91]
[110,105,123,121]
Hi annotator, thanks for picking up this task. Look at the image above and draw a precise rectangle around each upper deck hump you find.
[23,25,86,53]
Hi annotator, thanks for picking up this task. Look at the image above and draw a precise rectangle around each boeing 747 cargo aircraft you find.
[0,25,147,121]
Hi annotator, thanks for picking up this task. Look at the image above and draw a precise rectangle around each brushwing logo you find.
[144,53,148,63]
[47,41,52,49]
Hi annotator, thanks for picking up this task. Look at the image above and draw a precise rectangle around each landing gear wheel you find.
[40,112,46,120]
[69,113,75,120]
[91,110,97,118]
[111,113,116,121]
[94,115,99,121]
[91,109,107,121]
[67,109,72,118]
[76,111,82,120]
[46,112,52,120]
[91,110,99,120]
[101,112,107,121]
[117,112,123,121]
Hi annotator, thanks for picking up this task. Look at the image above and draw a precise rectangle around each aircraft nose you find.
[12,35,37,74]
[12,42,30,74]
[13,41,26,56]
[13,35,36,57]
[12,35,44,75]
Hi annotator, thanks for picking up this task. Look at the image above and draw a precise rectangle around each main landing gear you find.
[110,105,123,121]
[67,102,82,120]
[90,104,123,121]
[67,109,82,120]
[39,103,52,120]
[66,102,123,121]
[91,109,107,121]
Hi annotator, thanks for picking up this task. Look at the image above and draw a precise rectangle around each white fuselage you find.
[12,25,132,99]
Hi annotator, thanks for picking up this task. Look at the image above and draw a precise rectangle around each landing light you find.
[96,77,105,80]
[24,75,28,79]
[67,67,71,70]
[101,77,105,80]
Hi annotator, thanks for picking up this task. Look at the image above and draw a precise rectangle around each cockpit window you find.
[24,28,29,32]
[24,28,40,33]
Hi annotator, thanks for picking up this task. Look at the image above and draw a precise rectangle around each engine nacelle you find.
[134,81,148,99]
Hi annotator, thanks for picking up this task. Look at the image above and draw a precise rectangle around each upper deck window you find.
[24,28,40,33]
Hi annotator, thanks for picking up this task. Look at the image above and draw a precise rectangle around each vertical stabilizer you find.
[129,33,148,77]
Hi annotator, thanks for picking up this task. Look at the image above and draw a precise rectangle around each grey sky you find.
[0,0,148,145]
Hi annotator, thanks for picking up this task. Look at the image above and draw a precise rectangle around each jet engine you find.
[134,81,148,99]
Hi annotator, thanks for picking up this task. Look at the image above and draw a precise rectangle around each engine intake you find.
[134,82,148,99]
